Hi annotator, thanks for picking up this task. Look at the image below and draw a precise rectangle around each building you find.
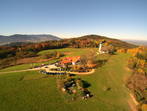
[60,56,81,66]
[98,41,108,54]
[98,41,112,54]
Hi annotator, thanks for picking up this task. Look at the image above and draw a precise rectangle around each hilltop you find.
[64,34,137,49]
[0,34,137,48]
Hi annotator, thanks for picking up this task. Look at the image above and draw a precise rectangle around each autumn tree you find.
[80,49,97,69]
[117,48,127,53]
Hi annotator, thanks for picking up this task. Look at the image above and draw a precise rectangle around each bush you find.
[80,49,97,69]
[135,90,145,102]
[117,48,127,53]
[128,57,138,69]
[135,52,147,61]
[42,51,64,59]
[136,68,146,75]
[128,57,146,70]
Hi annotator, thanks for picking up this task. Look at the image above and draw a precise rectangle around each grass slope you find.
[80,53,132,111]
[0,52,131,111]
[38,48,91,57]
[0,59,58,72]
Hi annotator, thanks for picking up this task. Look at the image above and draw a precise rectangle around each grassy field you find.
[0,59,59,72]
[38,48,94,57]
[0,48,132,111]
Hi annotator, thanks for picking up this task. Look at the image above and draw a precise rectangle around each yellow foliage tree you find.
[117,48,127,53]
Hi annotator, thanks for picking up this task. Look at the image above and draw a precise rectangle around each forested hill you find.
[0,34,136,48]
[64,35,137,49]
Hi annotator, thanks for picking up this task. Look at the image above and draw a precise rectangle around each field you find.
[0,48,132,111]
[38,48,91,57]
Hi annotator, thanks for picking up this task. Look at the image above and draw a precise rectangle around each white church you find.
[97,41,109,54]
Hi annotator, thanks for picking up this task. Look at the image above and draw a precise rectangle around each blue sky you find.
[0,0,147,40]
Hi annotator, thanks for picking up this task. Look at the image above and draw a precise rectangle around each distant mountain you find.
[0,34,61,45]
[3,42,33,47]
[122,39,147,46]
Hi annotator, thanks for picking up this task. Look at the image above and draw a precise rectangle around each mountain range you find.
[0,34,138,48]
[122,39,147,46]
[0,34,61,45]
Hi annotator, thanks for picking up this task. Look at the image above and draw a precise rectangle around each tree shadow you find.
[82,80,91,88]
[69,74,76,76]
[96,59,108,67]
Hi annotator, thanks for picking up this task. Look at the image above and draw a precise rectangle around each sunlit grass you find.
[0,50,132,111]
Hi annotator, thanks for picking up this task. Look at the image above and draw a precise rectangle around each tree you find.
[117,48,127,53]
[127,57,138,69]
[80,49,97,69]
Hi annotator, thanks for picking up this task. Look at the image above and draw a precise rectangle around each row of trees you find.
[126,46,147,111]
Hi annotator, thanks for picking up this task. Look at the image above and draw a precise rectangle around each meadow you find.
[0,48,132,111]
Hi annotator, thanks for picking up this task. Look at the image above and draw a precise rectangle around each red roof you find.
[61,56,80,64]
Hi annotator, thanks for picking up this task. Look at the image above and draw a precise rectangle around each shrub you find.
[80,49,97,69]
[135,52,147,61]
[128,57,146,70]
[42,51,64,59]
[128,57,138,69]
[117,48,127,53]
[134,90,145,102]
[136,68,146,75]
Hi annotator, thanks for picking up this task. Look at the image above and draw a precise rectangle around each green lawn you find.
[38,48,95,57]
[0,51,132,111]
[0,59,58,72]
[0,64,32,72]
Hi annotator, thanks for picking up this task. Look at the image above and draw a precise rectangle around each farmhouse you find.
[60,56,81,66]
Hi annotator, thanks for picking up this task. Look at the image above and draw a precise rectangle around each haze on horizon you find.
[0,0,147,40]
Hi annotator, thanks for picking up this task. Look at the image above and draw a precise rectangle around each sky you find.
[0,0,147,40]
